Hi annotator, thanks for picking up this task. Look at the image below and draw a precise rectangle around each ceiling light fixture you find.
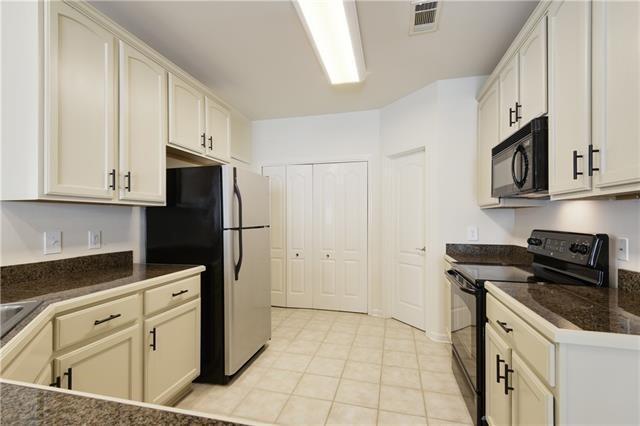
[293,0,366,85]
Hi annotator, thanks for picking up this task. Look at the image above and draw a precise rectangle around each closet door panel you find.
[262,166,287,307]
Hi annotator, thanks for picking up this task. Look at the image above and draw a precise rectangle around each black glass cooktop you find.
[453,263,539,285]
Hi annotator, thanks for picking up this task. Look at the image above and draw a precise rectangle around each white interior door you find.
[312,162,368,313]
[263,166,287,307]
[286,165,313,308]
[392,151,426,330]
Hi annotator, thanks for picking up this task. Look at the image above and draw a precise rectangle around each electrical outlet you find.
[616,237,629,261]
[467,226,479,241]
[44,231,62,255]
[88,230,102,249]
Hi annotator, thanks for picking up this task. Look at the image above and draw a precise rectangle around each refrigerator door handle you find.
[233,168,243,281]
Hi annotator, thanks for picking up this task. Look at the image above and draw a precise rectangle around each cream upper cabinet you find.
[477,81,501,207]
[144,299,200,405]
[262,166,287,307]
[118,41,166,204]
[486,325,512,426]
[591,1,640,190]
[510,353,554,426]
[548,0,592,196]
[45,1,116,200]
[205,97,230,161]
[499,55,520,141]
[168,73,205,154]
[54,324,142,401]
[518,17,548,125]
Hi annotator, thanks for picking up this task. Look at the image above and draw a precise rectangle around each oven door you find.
[446,270,479,393]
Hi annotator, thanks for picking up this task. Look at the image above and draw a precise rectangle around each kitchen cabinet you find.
[510,352,554,426]
[547,0,592,197]
[1,322,53,384]
[486,325,511,426]
[499,55,520,141]
[205,96,231,161]
[45,1,117,200]
[118,41,167,204]
[144,299,200,405]
[518,17,547,126]
[54,324,142,401]
[591,1,640,191]
[477,81,501,207]
[168,73,205,155]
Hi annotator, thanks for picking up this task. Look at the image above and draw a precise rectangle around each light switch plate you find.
[467,226,479,241]
[44,230,62,255]
[88,230,101,249]
[616,237,629,261]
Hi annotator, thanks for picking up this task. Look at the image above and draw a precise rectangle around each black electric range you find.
[445,230,609,426]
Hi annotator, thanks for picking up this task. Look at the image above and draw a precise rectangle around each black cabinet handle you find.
[171,289,188,297]
[124,171,131,192]
[496,354,506,383]
[509,107,515,127]
[208,136,213,150]
[504,365,514,395]
[201,133,206,148]
[109,169,116,190]
[515,102,522,122]
[49,376,61,388]
[64,367,72,390]
[572,150,584,180]
[496,320,513,333]
[588,144,600,176]
[150,327,157,351]
[94,313,121,326]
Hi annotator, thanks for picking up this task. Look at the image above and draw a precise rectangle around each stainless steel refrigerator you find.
[146,165,271,383]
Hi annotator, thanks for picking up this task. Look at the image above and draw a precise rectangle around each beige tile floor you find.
[177,307,473,426]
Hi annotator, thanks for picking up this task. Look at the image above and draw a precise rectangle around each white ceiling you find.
[91,1,537,120]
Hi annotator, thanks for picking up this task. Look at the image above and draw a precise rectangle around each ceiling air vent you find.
[410,1,440,35]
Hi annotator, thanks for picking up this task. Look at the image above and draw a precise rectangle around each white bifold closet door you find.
[285,165,314,308]
[262,166,287,307]
[312,162,368,313]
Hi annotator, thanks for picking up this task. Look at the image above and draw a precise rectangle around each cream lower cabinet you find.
[486,326,512,426]
[54,324,142,401]
[510,353,554,426]
[144,299,200,405]
[1,322,53,384]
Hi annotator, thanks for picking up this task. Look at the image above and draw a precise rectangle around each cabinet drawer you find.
[144,275,200,316]
[55,294,141,349]
[486,293,555,386]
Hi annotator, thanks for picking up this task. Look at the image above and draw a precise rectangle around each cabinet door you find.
[312,162,368,313]
[548,0,592,196]
[205,97,230,162]
[1,322,53,383]
[286,164,313,308]
[55,324,142,401]
[144,299,200,405]
[519,17,547,125]
[592,1,640,189]
[45,1,116,199]
[511,353,554,426]
[168,73,205,154]
[486,325,512,426]
[499,54,520,140]
[118,41,166,203]
[477,81,501,207]
[262,166,287,307]
[35,363,53,386]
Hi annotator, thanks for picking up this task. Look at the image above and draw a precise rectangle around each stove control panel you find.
[527,230,607,267]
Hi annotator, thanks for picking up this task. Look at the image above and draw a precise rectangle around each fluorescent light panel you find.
[295,0,366,85]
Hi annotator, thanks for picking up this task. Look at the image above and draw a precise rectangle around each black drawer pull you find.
[572,150,584,180]
[150,327,157,351]
[64,367,72,390]
[171,289,189,297]
[496,354,506,383]
[504,365,514,395]
[49,376,61,388]
[496,320,513,333]
[94,313,121,325]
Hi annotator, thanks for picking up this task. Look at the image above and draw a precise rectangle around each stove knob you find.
[527,237,542,246]
[577,244,590,255]
[569,243,579,253]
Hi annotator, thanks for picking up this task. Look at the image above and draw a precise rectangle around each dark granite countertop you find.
[445,244,533,266]
[489,281,640,336]
[1,255,202,347]
[0,381,245,425]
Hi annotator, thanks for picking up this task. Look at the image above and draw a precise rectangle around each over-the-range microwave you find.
[492,116,548,198]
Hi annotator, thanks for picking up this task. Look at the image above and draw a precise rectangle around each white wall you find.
[512,199,640,285]
[0,202,144,266]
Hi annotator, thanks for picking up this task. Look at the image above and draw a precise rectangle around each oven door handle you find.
[445,270,478,295]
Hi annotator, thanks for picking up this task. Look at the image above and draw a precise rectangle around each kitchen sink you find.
[0,301,42,338]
